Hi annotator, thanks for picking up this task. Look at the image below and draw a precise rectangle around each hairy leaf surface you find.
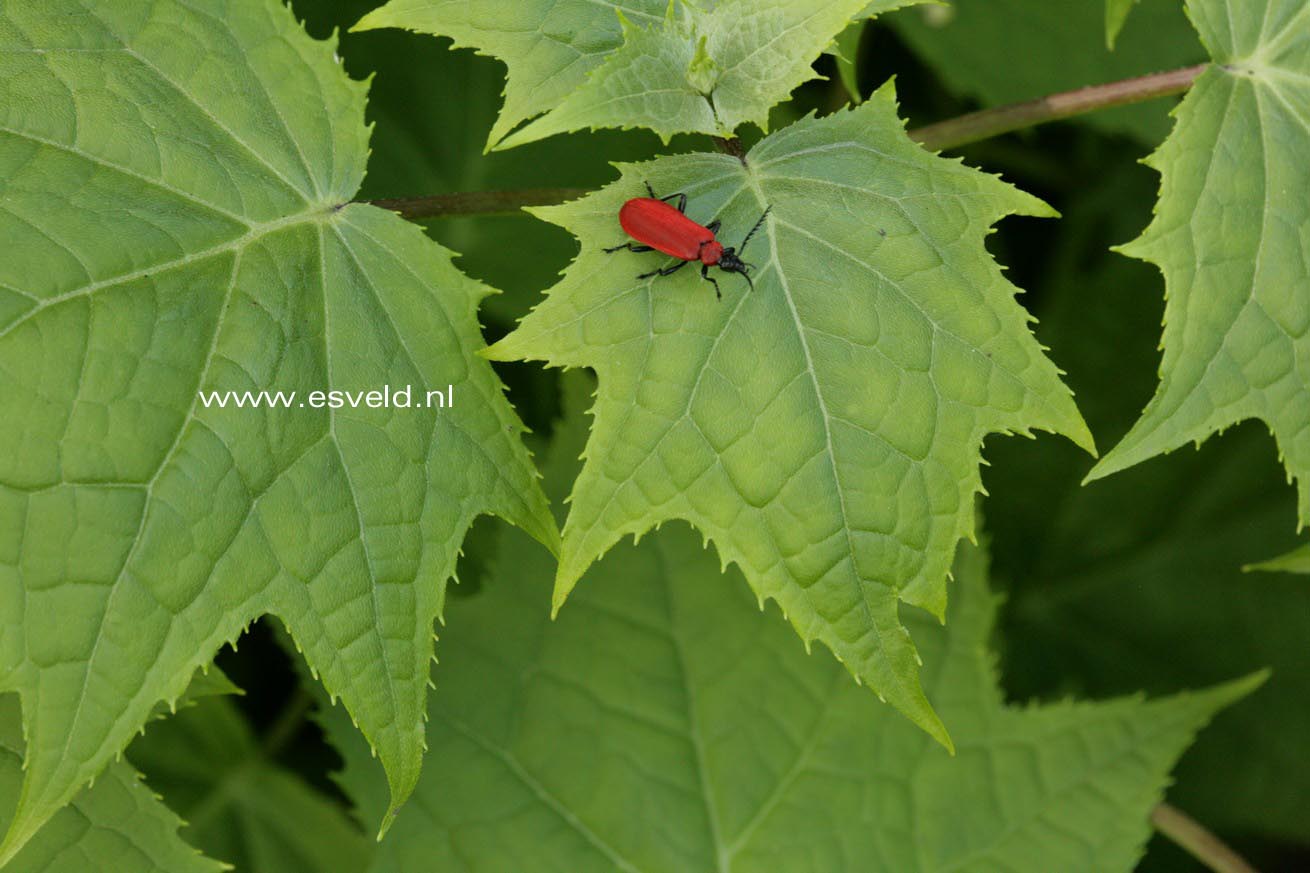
[131,695,370,873]
[0,0,556,857]
[487,85,1092,743]
[1088,0,1310,525]
[355,0,923,149]
[325,380,1255,872]
[891,0,1203,144]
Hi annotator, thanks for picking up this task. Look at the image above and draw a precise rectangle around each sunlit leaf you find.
[1087,0,1310,526]
[0,0,556,857]
[487,83,1092,743]
[356,0,926,149]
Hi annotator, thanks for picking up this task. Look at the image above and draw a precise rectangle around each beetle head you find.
[718,249,755,291]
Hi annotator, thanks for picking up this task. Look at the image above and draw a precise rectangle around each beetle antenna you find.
[739,205,772,254]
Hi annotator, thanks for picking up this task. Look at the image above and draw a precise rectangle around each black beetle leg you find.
[638,260,690,280]
[701,262,721,300]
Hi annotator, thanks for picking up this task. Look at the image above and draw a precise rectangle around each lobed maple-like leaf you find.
[323,377,1257,873]
[486,84,1093,745]
[355,0,926,150]
[1086,0,1310,525]
[0,0,556,858]
[310,0,682,327]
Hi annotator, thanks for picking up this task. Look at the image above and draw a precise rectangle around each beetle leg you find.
[705,219,721,235]
[638,260,690,280]
[656,192,688,213]
[604,242,654,253]
[701,263,722,300]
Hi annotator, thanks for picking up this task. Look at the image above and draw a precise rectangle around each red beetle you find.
[604,183,771,298]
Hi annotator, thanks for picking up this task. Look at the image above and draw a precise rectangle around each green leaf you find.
[486,83,1092,745]
[324,377,1257,872]
[1246,542,1310,573]
[356,0,925,150]
[1087,0,1310,526]
[831,5,933,106]
[0,0,556,857]
[1001,425,1309,843]
[980,162,1310,844]
[353,0,667,148]
[299,0,695,331]
[1105,0,1141,48]
[831,21,867,104]
[0,694,222,873]
[890,0,1204,144]
[130,695,370,873]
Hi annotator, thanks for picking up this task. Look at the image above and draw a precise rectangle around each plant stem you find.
[364,64,1209,217]
[368,188,590,221]
[1151,803,1262,873]
[908,64,1208,151]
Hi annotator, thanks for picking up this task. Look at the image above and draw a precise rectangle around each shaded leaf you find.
[0,0,555,856]
[324,375,1257,873]
[831,21,867,104]
[1246,542,1310,574]
[981,163,1310,844]
[1105,0,1142,49]
[831,5,938,107]
[130,696,369,873]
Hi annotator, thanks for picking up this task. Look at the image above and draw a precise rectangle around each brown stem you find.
[368,188,590,220]
[1151,803,1261,873]
[362,65,1209,218]
[908,63,1208,151]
